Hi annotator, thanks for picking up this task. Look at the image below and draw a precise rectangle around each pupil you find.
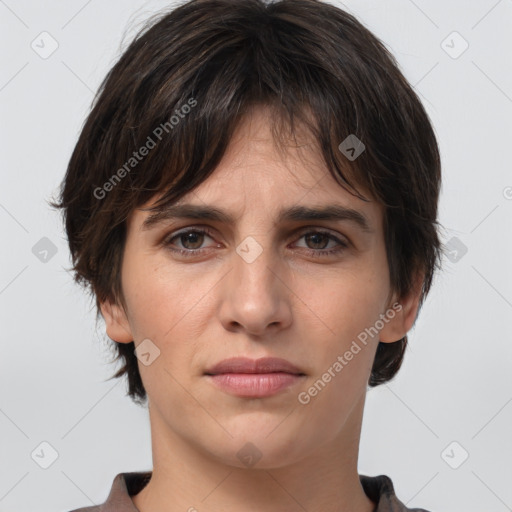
[179,232,329,251]
[307,233,327,249]
[183,232,202,249]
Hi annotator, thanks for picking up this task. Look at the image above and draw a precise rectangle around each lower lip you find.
[206,372,304,398]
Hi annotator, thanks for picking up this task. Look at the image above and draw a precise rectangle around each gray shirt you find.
[67,472,431,512]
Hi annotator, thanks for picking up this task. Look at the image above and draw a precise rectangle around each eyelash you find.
[161,227,349,258]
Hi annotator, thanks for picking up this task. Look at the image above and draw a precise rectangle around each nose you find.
[218,240,293,337]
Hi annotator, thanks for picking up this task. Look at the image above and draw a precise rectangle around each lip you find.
[204,357,305,376]
[204,357,306,398]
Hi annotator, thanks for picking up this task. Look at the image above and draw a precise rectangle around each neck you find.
[132,394,375,512]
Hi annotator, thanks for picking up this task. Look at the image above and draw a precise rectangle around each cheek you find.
[296,280,382,426]
[292,267,386,409]
[120,268,169,339]
[306,268,388,344]
[121,254,217,354]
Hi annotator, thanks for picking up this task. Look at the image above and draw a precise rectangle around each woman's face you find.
[102,107,418,469]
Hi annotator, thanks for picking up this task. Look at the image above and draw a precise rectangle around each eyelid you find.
[161,224,351,245]
[160,226,218,248]
[161,224,351,257]
[292,225,351,244]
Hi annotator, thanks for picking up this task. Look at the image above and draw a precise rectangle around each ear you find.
[379,272,424,343]
[99,299,133,344]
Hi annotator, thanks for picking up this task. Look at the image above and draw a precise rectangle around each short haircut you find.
[51,0,442,405]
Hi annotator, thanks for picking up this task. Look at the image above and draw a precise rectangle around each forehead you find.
[131,106,383,230]
[200,108,326,191]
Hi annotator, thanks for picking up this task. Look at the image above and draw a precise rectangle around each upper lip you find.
[205,357,305,376]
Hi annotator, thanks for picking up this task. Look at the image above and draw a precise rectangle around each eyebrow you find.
[141,203,373,233]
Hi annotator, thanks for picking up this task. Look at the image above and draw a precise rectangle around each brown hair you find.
[50,0,442,406]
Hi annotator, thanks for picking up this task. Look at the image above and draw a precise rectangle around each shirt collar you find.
[92,471,425,512]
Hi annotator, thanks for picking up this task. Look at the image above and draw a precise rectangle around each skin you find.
[101,106,422,512]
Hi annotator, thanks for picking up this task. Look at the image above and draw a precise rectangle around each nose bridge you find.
[231,204,275,280]
[219,232,291,334]
[233,233,278,297]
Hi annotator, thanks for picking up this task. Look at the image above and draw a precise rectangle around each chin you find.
[206,425,307,470]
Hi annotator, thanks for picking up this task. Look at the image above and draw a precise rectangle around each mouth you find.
[204,357,306,398]
[204,356,306,376]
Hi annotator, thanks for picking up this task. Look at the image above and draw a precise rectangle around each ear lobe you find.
[99,299,133,344]
[379,273,424,343]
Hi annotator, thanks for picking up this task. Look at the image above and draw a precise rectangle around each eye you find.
[161,227,349,258]
[162,228,218,255]
[292,229,349,257]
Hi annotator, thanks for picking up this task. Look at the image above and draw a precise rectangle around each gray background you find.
[1,0,511,511]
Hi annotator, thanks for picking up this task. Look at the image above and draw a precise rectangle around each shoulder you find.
[63,471,151,512]
[359,473,432,512]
